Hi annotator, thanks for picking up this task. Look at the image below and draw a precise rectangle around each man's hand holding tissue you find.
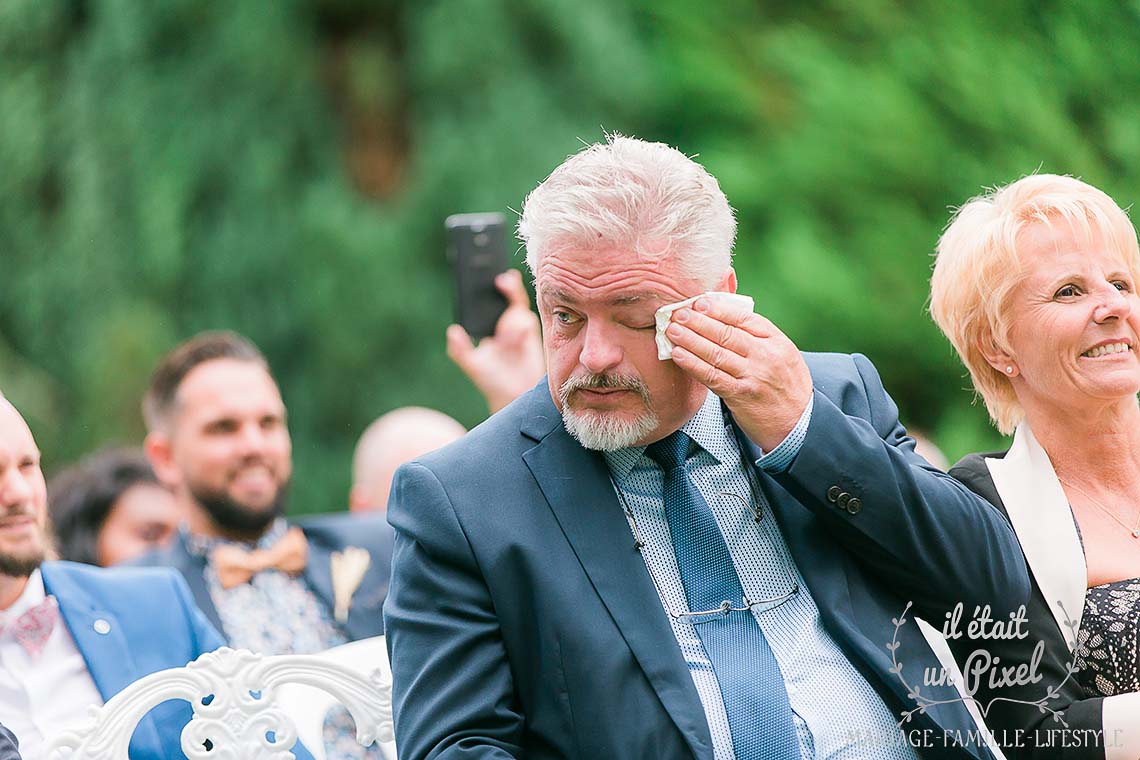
[663,295,813,453]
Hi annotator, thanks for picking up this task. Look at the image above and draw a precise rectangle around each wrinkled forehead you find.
[534,248,705,310]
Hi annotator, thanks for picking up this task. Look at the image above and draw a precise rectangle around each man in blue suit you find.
[0,394,226,759]
[385,136,1031,760]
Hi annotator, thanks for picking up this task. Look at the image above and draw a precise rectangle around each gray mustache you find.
[560,373,651,403]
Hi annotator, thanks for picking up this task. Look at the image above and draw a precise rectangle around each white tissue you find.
[655,292,755,360]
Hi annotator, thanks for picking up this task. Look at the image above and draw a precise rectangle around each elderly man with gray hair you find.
[384,135,1030,760]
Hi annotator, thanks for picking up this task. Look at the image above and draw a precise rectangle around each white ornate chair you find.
[275,635,397,760]
[48,645,394,759]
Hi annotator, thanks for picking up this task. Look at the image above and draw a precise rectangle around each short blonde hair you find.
[931,174,1140,434]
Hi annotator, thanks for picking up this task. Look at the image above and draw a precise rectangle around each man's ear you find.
[716,268,737,294]
[144,431,182,490]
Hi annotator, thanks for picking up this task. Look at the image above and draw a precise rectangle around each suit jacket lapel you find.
[521,397,713,760]
[166,532,223,635]
[43,563,137,697]
[41,563,166,753]
[302,532,385,640]
[302,535,335,617]
[302,537,362,639]
[986,424,1085,644]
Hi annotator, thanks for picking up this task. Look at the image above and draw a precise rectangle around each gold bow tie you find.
[211,526,309,590]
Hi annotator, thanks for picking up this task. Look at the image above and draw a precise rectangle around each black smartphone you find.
[446,212,510,342]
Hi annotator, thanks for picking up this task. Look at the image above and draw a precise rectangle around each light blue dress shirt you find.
[603,391,919,760]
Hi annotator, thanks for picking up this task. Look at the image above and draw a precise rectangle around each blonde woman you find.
[932,174,1140,760]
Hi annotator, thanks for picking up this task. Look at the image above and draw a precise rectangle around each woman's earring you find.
[1005,366,1015,375]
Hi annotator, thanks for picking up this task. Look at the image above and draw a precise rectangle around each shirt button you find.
[93,619,111,635]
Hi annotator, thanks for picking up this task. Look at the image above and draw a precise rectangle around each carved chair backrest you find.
[275,635,397,760]
[48,646,394,760]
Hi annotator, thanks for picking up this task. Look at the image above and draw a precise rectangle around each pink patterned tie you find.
[5,596,59,659]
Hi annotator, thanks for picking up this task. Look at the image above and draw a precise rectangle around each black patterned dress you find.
[1075,577,1140,696]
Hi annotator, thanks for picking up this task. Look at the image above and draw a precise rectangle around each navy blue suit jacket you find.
[384,353,1031,760]
[41,561,225,759]
[136,513,393,642]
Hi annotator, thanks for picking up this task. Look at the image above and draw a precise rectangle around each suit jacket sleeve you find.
[0,725,20,760]
[949,456,1106,760]
[776,353,1030,620]
[384,461,523,760]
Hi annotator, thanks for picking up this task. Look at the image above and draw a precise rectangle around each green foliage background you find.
[2,0,1138,512]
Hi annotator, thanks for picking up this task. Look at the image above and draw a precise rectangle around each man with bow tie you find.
[134,331,392,759]
[0,392,226,758]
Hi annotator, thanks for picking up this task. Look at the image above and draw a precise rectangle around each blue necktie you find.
[645,430,800,760]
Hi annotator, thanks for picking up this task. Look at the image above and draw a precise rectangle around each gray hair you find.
[517,135,737,286]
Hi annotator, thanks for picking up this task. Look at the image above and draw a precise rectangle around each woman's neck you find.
[1027,398,1140,493]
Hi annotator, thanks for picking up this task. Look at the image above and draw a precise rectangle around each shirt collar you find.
[185,517,290,559]
[0,568,45,622]
[604,390,736,480]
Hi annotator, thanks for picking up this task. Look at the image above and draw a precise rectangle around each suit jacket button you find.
[826,486,842,503]
[837,492,850,509]
[846,498,862,515]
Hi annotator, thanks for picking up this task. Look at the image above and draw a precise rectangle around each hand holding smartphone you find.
[447,212,510,342]
[445,212,546,413]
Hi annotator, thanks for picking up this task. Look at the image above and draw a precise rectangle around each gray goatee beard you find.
[559,373,658,451]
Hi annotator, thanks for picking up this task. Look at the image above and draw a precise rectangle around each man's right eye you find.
[553,311,580,326]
